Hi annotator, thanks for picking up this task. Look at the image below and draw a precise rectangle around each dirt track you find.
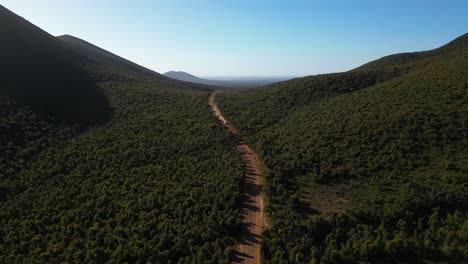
[209,92,264,264]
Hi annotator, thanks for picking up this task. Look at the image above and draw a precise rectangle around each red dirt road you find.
[209,92,264,264]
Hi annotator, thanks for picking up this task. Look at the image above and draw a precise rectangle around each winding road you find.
[209,92,264,264]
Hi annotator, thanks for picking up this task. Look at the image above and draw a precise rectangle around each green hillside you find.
[218,34,468,263]
[58,34,212,92]
[0,5,243,263]
[58,34,163,79]
[354,33,468,71]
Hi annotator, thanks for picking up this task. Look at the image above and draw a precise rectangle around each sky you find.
[2,0,467,77]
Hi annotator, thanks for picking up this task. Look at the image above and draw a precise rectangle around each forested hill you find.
[0,3,209,124]
[354,33,468,71]
[58,35,164,79]
[165,71,208,83]
[228,33,468,124]
[0,4,111,123]
[218,34,468,263]
[1,5,243,263]
[58,34,212,92]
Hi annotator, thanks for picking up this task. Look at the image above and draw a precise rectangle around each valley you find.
[0,3,467,264]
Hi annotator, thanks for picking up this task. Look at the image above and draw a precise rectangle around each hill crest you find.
[354,32,468,71]
[58,34,164,79]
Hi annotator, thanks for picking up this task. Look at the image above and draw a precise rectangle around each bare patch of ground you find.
[295,176,354,217]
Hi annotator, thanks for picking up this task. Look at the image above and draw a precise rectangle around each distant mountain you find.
[164,71,294,88]
[164,71,208,83]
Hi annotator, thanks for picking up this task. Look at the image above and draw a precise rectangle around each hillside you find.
[0,5,243,263]
[218,34,468,263]
[58,35,163,79]
[58,35,211,91]
[354,33,468,71]
[0,5,111,123]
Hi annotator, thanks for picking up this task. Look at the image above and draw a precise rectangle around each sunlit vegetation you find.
[2,3,467,263]
[218,34,468,263]
[1,82,244,263]
[1,5,244,263]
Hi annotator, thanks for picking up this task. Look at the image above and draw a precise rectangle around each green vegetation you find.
[218,34,468,263]
[2,3,467,263]
[1,84,244,263]
[0,5,243,263]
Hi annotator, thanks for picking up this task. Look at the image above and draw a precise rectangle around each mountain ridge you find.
[58,34,212,92]
[0,4,110,123]
[58,34,165,79]
[164,70,208,83]
[354,33,468,71]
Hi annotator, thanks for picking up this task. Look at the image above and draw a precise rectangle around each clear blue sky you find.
[2,0,467,77]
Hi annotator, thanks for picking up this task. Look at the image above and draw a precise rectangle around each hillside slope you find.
[58,35,211,91]
[58,35,163,79]
[0,5,111,123]
[354,33,468,71]
[0,5,243,263]
[218,34,468,263]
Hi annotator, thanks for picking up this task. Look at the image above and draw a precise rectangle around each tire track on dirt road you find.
[209,92,264,264]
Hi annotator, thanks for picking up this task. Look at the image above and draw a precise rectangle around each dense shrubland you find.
[218,35,468,263]
[2,4,467,262]
[0,79,244,263]
[1,5,244,262]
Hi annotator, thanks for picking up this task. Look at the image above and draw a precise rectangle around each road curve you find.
[209,92,264,264]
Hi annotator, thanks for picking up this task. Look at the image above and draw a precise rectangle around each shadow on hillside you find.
[1,67,112,126]
[0,6,112,126]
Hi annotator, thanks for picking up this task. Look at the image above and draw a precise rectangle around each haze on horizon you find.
[3,0,467,77]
